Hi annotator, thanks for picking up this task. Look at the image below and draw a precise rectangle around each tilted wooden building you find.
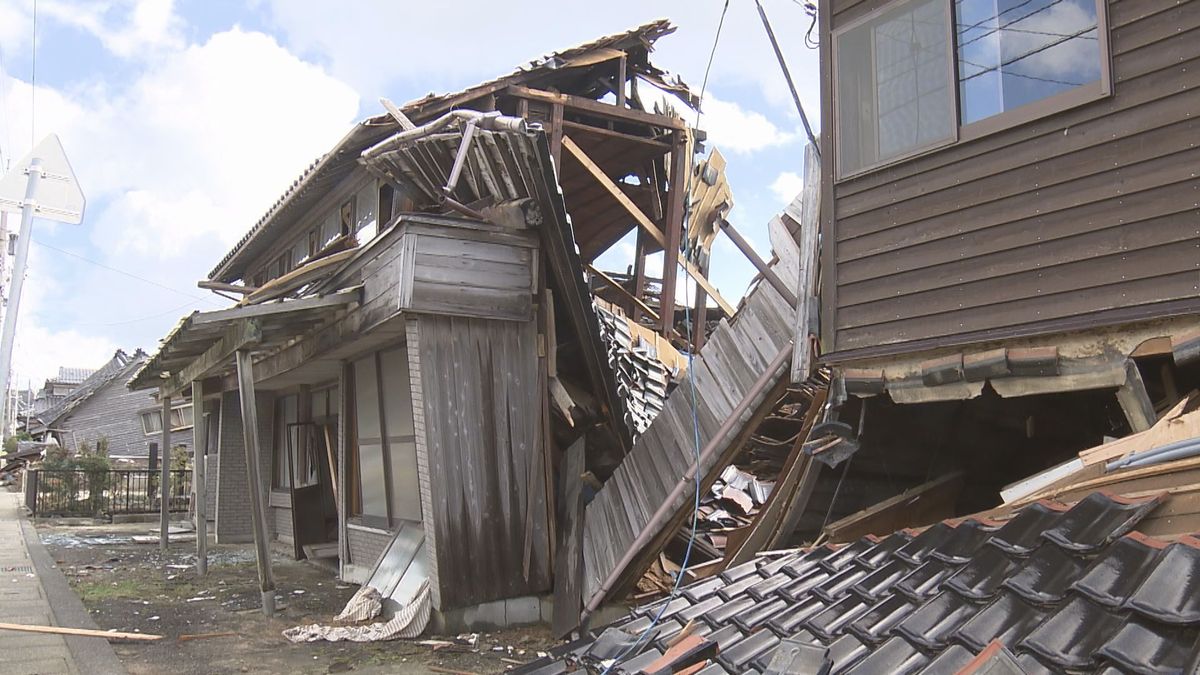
[129,21,737,627]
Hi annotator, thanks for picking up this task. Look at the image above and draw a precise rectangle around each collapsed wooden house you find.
[127,21,797,629]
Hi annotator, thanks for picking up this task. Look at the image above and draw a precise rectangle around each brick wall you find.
[346,525,391,570]
[214,390,274,543]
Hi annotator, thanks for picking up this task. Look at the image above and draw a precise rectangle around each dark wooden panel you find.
[837,241,1200,330]
[838,205,1200,301]
[837,272,1200,350]
[835,87,1200,223]
[838,147,1200,261]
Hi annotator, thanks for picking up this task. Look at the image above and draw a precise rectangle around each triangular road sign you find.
[0,134,85,224]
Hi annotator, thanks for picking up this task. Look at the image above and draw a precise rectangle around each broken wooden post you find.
[159,391,171,552]
[659,131,687,338]
[1117,359,1156,433]
[234,349,276,616]
[192,380,208,577]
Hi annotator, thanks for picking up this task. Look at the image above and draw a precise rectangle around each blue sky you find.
[0,0,820,387]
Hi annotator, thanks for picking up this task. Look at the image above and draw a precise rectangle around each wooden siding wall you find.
[59,379,190,460]
[395,221,537,322]
[823,0,1200,358]
[412,314,551,609]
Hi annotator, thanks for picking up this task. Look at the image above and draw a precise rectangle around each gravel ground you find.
[37,521,558,674]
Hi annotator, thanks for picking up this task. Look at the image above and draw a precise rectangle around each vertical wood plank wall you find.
[413,314,552,609]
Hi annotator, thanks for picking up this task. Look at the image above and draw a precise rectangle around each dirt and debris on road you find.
[37,521,559,674]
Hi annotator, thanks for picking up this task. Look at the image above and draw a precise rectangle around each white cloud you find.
[0,6,360,385]
[699,95,797,154]
[40,0,184,58]
[770,171,803,205]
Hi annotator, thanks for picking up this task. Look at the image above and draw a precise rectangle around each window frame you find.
[831,0,1112,182]
[346,345,419,531]
[140,404,194,436]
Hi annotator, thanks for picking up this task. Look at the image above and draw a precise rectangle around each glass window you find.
[169,405,193,430]
[141,411,162,435]
[957,0,1101,125]
[273,395,298,489]
[836,0,955,176]
[349,347,420,527]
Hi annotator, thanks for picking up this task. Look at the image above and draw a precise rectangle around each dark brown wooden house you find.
[790,0,1200,533]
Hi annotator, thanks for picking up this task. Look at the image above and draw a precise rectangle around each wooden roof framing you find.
[127,289,361,396]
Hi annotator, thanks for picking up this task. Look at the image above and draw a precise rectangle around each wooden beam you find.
[587,264,660,322]
[558,121,671,151]
[191,288,359,326]
[506,85,686,131]
[1117,359,1156,433]
[792,142,821,383]
[161,319,262,398]
[659,131,686,338]
[159,391,171,553]
[197,280,257,295]
[192,381,208,577]
[721,221,798,307]
[561,135,735,317]
[235,349,277,617]
[823,472,965,543]
[616,55,627,108]
[0,622,161,642]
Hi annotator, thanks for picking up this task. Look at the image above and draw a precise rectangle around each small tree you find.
[3,431,31,455]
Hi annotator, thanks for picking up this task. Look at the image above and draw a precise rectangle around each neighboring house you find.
[744,0,1200,524]
[30,366,94,416]
[28,350,191,464]
[129,21,728,629]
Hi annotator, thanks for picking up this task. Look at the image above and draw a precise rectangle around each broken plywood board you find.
[578,225,801,614]
[821,472,965,544]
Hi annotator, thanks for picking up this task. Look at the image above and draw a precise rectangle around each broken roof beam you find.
[587,264,660,323]
[560,135,735,318]
[192,288,361,327]
[507,86,686,132]
[160,318,262,398]
[721,221,798,308]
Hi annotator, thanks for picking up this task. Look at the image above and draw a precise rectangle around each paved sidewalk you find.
[0,493,124,675]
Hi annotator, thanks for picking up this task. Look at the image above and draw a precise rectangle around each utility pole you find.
[0,136,85,442]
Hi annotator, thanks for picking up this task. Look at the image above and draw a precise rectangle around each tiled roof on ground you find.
[519,491,1200,674]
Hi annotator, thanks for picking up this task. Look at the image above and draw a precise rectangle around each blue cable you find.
[599,2,730,671]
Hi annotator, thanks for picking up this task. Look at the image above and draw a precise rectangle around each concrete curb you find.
[21,520,128,675]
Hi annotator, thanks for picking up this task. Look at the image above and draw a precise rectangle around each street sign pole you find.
[0,135,86,442]
[0,159,42,424]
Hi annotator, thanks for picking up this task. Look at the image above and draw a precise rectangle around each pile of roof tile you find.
[518,490,1200,674]
[594,301,683,437]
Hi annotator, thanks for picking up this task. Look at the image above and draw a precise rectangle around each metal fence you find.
[26,469,191,517]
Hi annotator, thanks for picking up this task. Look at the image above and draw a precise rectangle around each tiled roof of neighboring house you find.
[519,491,1200,674]
[52,366,95,384]
[30,350,146,432]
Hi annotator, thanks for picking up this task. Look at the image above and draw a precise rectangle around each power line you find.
[31,240,222,306]
[960,25,1096,83]
[959,0,1073,50]
[70,300,197,327]
[30,0,36,147]
[598,2,729,671]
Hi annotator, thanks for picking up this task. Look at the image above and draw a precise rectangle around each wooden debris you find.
[0,622,162,641]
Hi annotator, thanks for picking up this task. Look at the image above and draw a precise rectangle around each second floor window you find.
[834,0,1105,178]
